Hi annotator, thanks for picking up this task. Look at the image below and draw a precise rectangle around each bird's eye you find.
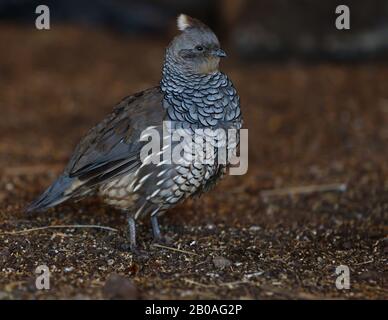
[195,45,204,51]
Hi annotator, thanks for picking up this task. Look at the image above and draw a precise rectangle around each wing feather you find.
[64,87,164,188]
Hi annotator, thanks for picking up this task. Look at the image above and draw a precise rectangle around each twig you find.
[152,243,198,256]
[183,278,217,288]
[354,259,374,266]
[261,183,347,198]
[0,224,118,235]
[220,280,249,289]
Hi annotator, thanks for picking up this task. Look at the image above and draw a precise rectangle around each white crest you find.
[177,14,191,31]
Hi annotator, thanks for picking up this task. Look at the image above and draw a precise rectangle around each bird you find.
[27,14,242,254]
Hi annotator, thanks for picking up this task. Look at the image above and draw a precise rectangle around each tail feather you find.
[26,175,74,213]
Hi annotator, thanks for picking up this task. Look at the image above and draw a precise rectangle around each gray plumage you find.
[27,14,242,253]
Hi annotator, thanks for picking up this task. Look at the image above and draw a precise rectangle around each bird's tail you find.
[26,175,74,213]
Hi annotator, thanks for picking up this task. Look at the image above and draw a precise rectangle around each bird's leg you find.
[151,215,162,242]
[127,216,138,253]
[151,215,171,245]
[126,216,149,259]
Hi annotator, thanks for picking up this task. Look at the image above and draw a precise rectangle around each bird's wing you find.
[64,87,164,188]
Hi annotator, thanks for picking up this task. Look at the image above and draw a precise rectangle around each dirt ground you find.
[0,25,386,300]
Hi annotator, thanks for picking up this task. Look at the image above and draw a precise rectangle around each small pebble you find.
[213,256,232,269]
[102,274,138,300]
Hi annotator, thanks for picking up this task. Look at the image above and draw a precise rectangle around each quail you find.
[27,14,242,253]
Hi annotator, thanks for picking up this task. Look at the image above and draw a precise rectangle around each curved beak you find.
[212,48,227,58]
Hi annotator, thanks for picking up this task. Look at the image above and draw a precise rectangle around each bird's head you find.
[166,14,226,75]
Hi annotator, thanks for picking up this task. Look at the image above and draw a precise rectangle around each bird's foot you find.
[130,244,150,260]
[151,215,172,245]
[133,250,150,261]
[152,234,173,246]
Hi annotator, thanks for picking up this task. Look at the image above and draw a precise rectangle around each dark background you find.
[2,0,388,60]
[0,0,386,299]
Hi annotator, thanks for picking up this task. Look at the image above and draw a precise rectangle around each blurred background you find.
[1,0,388,60]
[0,0,386,299]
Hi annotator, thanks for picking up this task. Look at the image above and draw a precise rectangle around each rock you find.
[102,274,138,300]
[64,267,74,273]
[213,256,232,269]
